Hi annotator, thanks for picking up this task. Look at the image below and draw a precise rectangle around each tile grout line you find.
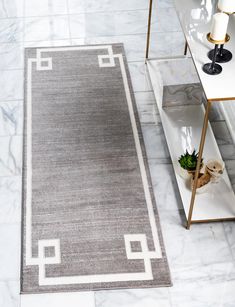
[0,30,184,46]
[66,0,72,45]
[22,0,26,46]
[0,27,182,45]
[0,7,176,20]
[0,174,22,178]
[94,291,98,307]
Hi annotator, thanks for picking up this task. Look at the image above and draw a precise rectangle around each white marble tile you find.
[170,278,235,307]
[0,135,22,176]
[223,219,235,260]
[67,0,85,14]
[0,176,21,224]
[24,16,70,42]
[157,0,175,9]
[150,31,185,59]
[0,0,24,18]
[152,8,181,33]
[69,13,109,38]
[95,288,171,307]
[0,70,23,101]
[67,38,85,46]
[111,11,151,37]
[68,0,147,13]
[0,18,23,43]
[75,31,184,63]
[0,281,20,307]
[225,160,235,186]
[134,91,160,124]
[210,120,235,165]
[220,101,235,145]
[69,9,181,39]
[0,223,20,280]
[0,43,24,70]
[24,0,68,17]
[0,100,23,136]
[218,144,235,161]
[21,291,95,307]
[96,276,235,307]
[171,261,235,284]
[208,103,225,122]
[128,62,152,92]
[211,121,233,146]
[23,39,72,48]
[68,0,174,14]
[141,124,170,161]
[148,161,183,211]
[160,210,234,270]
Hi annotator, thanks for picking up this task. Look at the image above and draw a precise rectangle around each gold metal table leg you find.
[186,100,212,229]
[145,0,153,62]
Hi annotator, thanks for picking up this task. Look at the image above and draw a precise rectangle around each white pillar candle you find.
[210,12,229,41]
[218,0,235,13]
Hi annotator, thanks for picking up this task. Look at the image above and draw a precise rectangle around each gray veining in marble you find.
[0,18,23,43]
[0,43,23,70]
[0,135,22,176]
[23,16,70,41]
[0,281,20,307]
[0,176,21,224]
[0,101,23,136]
[0,70,23,101]
[163,83,203,108]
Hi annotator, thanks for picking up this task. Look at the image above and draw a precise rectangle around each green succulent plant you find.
[178,149,203,171]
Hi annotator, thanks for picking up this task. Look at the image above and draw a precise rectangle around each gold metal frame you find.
[217,6,235,15]
[145,0,235,229]
[186,101,211,229]
[145,0,153,61]
[190,217,235,224]
[207,32,230,44]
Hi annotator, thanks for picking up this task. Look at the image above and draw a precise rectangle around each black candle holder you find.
[207,33,232,63]
[202,33,229,75]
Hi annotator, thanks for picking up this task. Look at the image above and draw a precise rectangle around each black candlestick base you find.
[202,63,222,75]
[208,48,232,63]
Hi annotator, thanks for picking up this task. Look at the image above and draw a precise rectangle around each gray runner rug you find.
[21,44,171,293]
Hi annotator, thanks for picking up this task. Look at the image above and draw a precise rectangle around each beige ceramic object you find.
[206,159,224,183]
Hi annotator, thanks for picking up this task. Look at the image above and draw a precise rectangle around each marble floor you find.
[0,0,235,306]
